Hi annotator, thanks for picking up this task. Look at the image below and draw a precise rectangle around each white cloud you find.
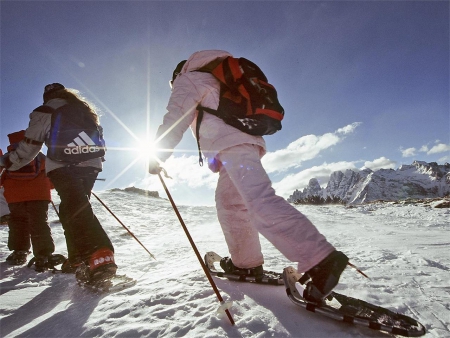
[163,155,218,189]
[272,161,359,198]
[262,122,361,173]
[361,157,397,171]
[336,122,362,135]
[419,145,429,152]
[401,142,450,158]
[426,143,450,155]
[438,155,450,163]
[400,147,416,157]
[135,154,218,196]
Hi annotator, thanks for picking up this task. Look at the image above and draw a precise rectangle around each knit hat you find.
[43,83,65,103]
[170,60,187,88]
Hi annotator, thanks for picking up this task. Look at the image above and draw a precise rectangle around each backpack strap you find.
[195,107,204,167]
[33,105,56,114]
[197,56,229,73]
[18,105,55,147]
[195,103,230,167]
[23,137,44,146]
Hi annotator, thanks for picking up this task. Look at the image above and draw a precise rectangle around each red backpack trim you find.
[194,56,284,165]
[4,151,42,181]
[198,56,284,129]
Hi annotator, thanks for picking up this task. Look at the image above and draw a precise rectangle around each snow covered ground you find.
[0,188,449,337]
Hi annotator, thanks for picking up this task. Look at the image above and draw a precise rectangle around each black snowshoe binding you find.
[220,256,264,282]
[299,250,349,303]
[27,254,67,272]
[6,250,30,265]
[61,259,81,274]
[75,261,117,283]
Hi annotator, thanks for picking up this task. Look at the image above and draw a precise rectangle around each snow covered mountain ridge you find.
[288,161,450,204]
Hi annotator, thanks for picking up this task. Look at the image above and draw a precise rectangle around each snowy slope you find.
[0,188,449,337]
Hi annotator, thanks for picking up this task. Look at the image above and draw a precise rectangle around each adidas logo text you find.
[64,131,102,155]
[64,145,101,155]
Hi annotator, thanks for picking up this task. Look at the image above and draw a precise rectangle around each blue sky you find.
[1,1,448,206]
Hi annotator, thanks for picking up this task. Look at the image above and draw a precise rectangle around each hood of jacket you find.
[182,50,233,73]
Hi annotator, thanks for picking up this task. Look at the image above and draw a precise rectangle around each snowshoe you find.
[77,274,136,293]
[283,266,426,337]
[6,250,30,265]
[27,254,67,272]
[205,251,283,285]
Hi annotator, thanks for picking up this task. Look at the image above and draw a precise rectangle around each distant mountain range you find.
[287,161,450,204]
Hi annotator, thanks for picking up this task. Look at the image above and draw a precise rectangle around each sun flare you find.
[135,141,158,161]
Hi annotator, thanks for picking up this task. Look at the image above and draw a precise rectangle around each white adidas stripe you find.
[79,131,96,145]
[72,137,85,146]
[66,131,97,147]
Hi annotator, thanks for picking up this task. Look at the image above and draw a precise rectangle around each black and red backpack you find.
[3,131,42,181]
[195,56,284,165]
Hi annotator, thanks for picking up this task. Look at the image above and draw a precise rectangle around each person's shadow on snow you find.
[0,266,103,338]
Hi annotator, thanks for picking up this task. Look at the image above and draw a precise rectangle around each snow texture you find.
[1,187,449,337]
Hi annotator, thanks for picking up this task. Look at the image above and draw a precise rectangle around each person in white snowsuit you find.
[148,50,348,302]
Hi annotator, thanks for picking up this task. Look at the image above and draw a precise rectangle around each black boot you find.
[6,250,29,265]
[301,251,348,303]
[75,248,117,283]
[61,259,82,273]
[220,257,264,280]
[27,254,67,272]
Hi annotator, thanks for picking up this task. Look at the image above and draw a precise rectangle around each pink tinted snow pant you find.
[215,144,335,272]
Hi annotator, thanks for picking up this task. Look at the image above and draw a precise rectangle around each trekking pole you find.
[50,200,60,219]
[157,169,235,326]
[91,191,156,260]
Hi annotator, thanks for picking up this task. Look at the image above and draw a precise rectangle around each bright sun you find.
[135,141,158,161]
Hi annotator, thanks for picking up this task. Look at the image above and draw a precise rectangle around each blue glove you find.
[148,158,162,175]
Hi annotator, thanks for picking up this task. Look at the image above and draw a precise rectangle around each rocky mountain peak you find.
[288,161,450,204]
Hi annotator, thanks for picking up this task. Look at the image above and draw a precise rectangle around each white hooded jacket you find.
[156,50,336,272]
[155,50,266,172]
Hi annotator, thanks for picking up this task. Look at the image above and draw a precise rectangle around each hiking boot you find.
[301,250,348,303]
[32,256,50,272]
[220,257,264,281]
[6,250,29,265]
[61,259,81,274]
[75,248,117,283]
[28,254,67,272]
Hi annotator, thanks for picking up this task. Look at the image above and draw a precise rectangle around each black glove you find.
[148,158,162,175]
[0,154,7,169]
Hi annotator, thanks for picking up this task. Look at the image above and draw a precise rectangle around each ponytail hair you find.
[46,88,100,125]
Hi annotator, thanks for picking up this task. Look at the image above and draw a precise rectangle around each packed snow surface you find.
[1,188,449,337]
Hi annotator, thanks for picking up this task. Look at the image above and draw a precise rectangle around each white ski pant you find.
[215,143,335,272]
